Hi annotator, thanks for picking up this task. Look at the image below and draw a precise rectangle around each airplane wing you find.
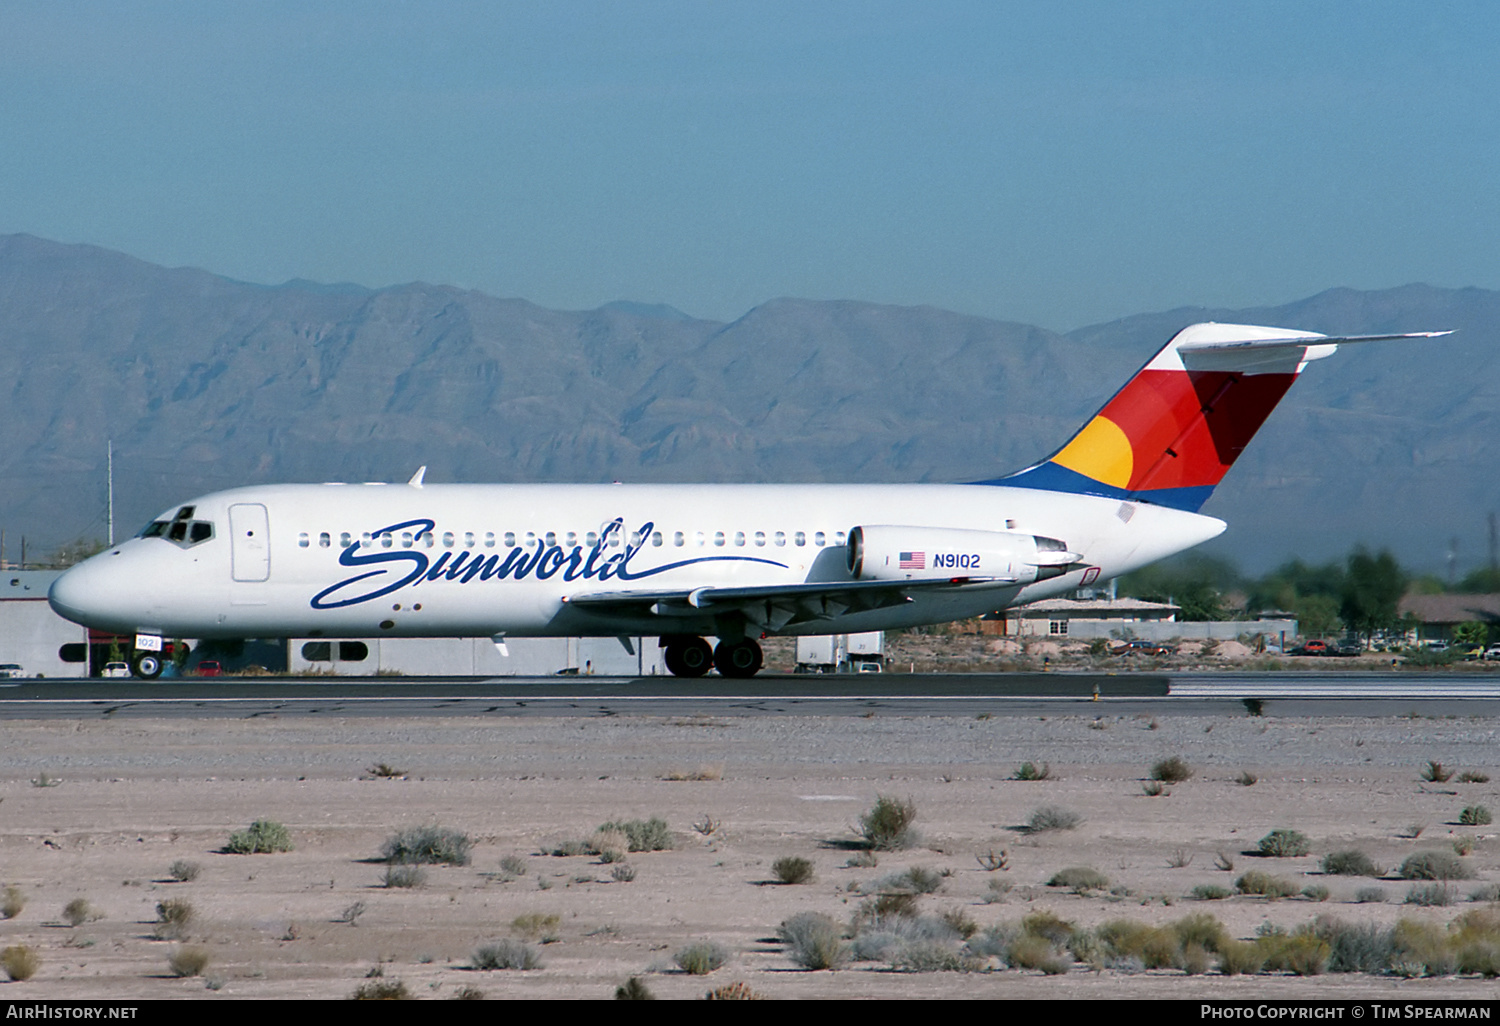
[562,575,1015,633]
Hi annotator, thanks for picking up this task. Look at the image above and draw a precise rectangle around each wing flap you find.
[563,576,1016,632]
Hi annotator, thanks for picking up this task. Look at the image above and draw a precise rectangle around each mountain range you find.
[1,233,1493,575]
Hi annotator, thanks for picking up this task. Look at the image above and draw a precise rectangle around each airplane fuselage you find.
[48,480,1224,641]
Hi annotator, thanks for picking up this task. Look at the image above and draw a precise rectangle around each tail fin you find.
[987,322,1450,513]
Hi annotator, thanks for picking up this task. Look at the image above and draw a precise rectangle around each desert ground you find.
[1,703,1500,1000]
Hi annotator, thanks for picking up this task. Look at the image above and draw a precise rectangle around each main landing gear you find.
[661,635,764,679]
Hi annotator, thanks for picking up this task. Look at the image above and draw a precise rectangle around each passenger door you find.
[229,503,271,582]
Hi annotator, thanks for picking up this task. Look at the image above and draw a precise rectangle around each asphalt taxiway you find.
[3,672,1500,719]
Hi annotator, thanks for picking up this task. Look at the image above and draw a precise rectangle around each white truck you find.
[794,632,885,673]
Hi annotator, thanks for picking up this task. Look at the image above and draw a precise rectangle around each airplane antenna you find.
[408,466,427,488]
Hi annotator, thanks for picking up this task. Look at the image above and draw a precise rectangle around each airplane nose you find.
[49,553,131,632]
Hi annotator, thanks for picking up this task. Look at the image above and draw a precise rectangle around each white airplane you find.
[48,322,1447,679]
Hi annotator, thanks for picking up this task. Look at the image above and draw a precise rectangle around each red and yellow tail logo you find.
[993,323,1346,511]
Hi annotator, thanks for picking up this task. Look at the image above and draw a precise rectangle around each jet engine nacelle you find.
[846,525,1080,584]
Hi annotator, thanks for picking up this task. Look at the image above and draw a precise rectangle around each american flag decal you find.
[899,551,925,570]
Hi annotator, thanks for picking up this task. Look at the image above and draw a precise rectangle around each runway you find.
[3,671,1500,718]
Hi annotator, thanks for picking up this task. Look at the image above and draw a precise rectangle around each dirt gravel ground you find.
[1,708,1499,1000]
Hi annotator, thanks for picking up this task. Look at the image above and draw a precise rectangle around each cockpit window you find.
[139,516,215,549]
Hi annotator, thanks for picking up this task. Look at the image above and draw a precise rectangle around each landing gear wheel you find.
[713,638,763,678]
[131,652,164,679]
[664,636,713,678]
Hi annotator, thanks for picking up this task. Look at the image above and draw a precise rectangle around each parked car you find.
[102,662,131,678]
[1294,640,1330,656]
[1485,645,1500,661]
[0,663,25,679]
[194,660,223,677]
[1117,640,1172,656]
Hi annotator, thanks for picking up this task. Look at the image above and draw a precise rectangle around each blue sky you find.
[2,1,1495,330]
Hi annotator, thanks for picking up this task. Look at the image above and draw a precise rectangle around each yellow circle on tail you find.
[1052,416,1133,489]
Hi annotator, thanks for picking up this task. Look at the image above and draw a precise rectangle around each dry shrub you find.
[168,946,210,977]
[1236,870,1298,899]
[224,819,293,854]
[351,979,411,999]
[1460,805,1493,826]
[1047,866,1109,893]
[382,825,471,865]
[1027,806,1081,832]
[778,912,848,970]
[858,796,917,851]
[1257,829,1311,858]
[383,865,426,889]
[1,887,24,920]
[472,939,543,970]
[1151,756,1193,783]
[705,981,763,999]
[1322,850,1380,877]
[1400,851,1474,881]
[62,898,99,927]
[614,977,655,1000]
[153,898,195,940]
[771,856,814,885]
[511,912,561,943]
[675,940,728,975]
[0,945,38,981]
[596,817,673,853]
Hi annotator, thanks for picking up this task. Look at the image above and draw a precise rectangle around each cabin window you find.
[774,531,786,547]
[318,532,330,548]
[420,530,435,548]
[464,532,476,548]
[695,531,706,547]
[734,531,745,547]
[524,532,536,547]
[564,531,577,548]
[485,532,496,548]
[340,532,353,547]
[713,531,725,547]
[505,532,516,547]
[835,531,846,546]
[651,531,663,546]
[814,532,826,546]
[380,533,393,549]
[400,532,413,548]
[443,531,456,548]
[674,531,685,547]
[794,531,806,546]
[297,532,310,548]
[754,531,766,547]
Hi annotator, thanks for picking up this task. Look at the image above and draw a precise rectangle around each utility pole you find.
[107,440,114,547]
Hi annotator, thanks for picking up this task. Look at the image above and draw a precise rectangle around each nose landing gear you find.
[130,651,164,679]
